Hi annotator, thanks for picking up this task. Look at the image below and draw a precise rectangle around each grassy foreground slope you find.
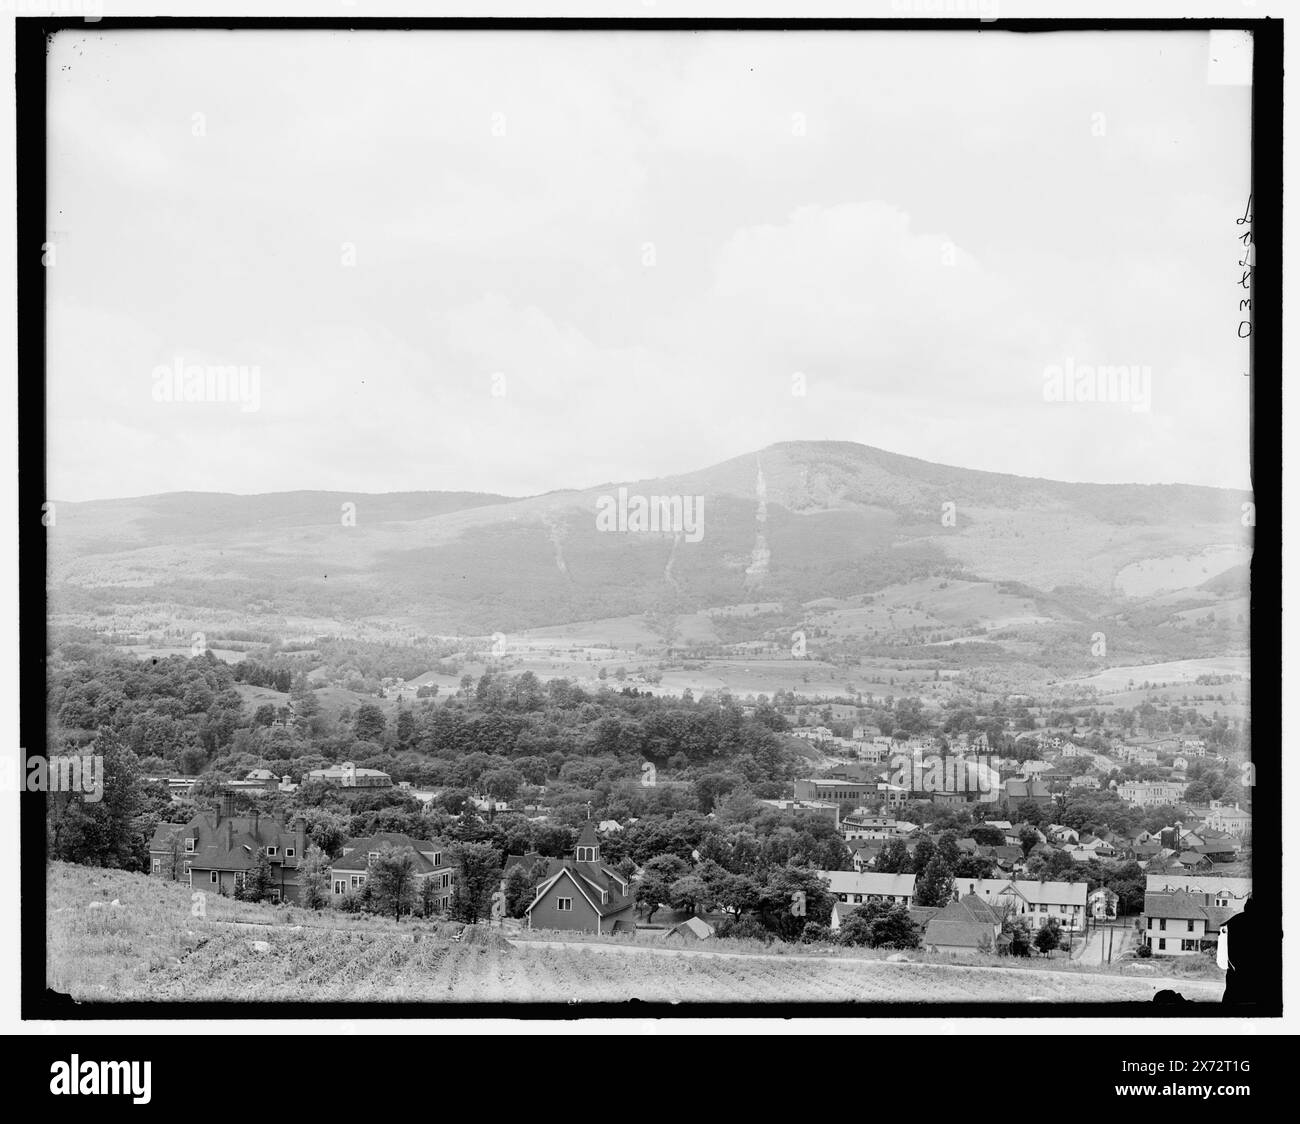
[47,863,1223,1004]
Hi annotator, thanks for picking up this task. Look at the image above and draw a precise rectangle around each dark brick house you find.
[167,811,306,903]
[524,822,637,935]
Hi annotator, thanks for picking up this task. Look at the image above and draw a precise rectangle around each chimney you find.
[225,819,233,850]
[295,822,305,861]
[251,811,260,840]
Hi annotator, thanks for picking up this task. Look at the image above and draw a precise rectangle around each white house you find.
[819,871,916,915]
[950,877,1088,931]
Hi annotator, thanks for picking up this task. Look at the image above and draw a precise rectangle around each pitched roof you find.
[503,851,545,877]
[924,920,998,949]
[1143,892,1213,920]
[576,820,600,849]
[663,917,715,940]
[819,871,916,898]
[527,859,634,918]
[930,894,1006,926]
[1145,875,1252,898]
[331,833,450,874]
[181,813,303,872]
[148,823,188,850]
[950,877,1088,906]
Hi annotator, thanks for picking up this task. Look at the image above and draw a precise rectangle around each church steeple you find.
[575,820,601,864]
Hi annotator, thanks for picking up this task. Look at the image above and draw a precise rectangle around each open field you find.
[1067,656,1249,694]
[48,863,1224,1005]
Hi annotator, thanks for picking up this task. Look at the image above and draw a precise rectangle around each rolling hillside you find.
[47,442,1252,659]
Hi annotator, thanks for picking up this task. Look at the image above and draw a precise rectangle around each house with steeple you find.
[523,822,637,935]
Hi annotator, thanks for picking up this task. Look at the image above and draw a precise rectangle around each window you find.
[266,846,278,857]
[1158,939,1166,950]
[334,880,346,895]
[210,871,218,884]
[368,852,379,862]
[1159,919,1166,930]
[285,847,295,858]
[268,889,281,903]
[152,859,161,873]
[1188,920,1196,932]
[433,852,442,866]
[1182,939,1197,951]
[185,838,196,853]
[351,875,365,889]
[557,897,573,911]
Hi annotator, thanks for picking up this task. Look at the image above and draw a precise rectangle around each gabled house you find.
[524,822,637,935]
[849,841,880,872]
[1076,836,1117,858]
[988,845,1025,872]
[179,811,306,903]
[922,894,1005,955]
[1004,776,1053,814]
[1128,839,1163,862]
[1141,891,1234,955]
[948,877,1088,931]
[1088,887,1119,921]
[328,832,456,911]
[819,871,916,914]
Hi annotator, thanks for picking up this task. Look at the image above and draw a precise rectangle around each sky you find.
[45,29,1254,501]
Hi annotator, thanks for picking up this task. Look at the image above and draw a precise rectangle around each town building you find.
[162,811,305,903]
[1141,891,1234,955]
[1118,781,1189,807]
[1203,804,1252,837]
[819,871,916,915]
[524,822,637,935]
[1002,776,1053,814]
[922,894,1005,955]
[305,761,393,788]
[328,832,456,911]
[758,798,841,827]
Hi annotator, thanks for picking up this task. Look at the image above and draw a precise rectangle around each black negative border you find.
[17,14,1282,1023]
